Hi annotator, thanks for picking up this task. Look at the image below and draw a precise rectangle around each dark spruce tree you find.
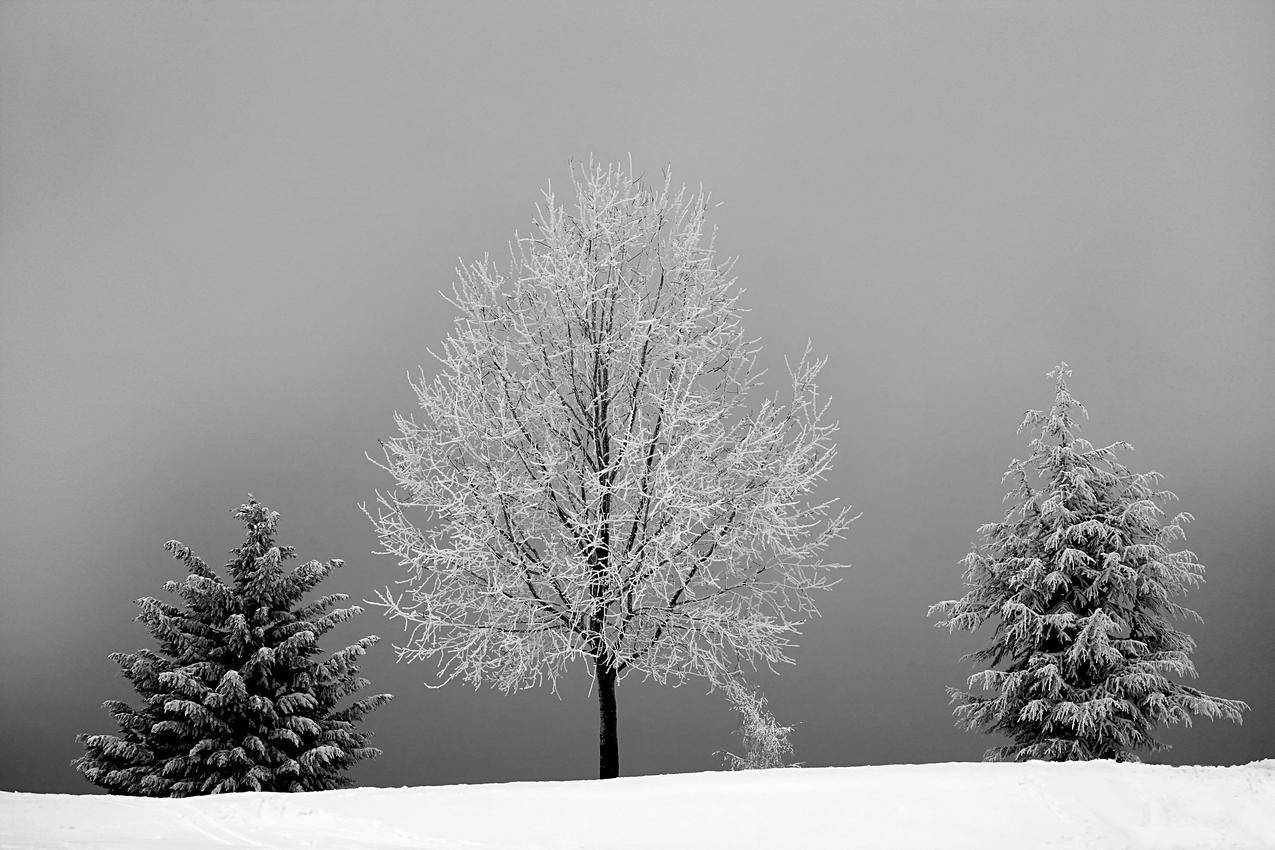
[74,498,392,795]
[930,364,1247,761]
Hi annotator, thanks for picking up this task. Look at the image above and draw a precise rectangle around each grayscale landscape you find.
[1,2,1272,848]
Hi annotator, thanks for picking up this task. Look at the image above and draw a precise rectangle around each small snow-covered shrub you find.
[719,678,798,770]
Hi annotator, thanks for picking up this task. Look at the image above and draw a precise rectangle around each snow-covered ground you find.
[4,760,1274,849]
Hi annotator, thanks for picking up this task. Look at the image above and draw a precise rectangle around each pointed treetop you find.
[1021,361,1088,446]
[227,497,297,590]
[232,496,280,543]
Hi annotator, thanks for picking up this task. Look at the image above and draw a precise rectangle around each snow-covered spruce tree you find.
[719,678,798,770]
[74,499,392,795]
[929,364,1247,761]
[366,161,852,779]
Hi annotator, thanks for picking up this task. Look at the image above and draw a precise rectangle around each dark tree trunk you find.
[596,657,619,779]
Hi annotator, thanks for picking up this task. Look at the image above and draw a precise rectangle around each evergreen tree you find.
[74,498,392,795]
[930,364,1247,761]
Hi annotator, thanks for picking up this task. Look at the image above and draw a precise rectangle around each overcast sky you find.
[2,1,1272,793]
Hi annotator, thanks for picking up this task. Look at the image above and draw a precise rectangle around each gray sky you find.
[2,1,1272,793]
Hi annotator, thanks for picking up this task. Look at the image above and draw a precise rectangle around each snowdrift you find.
[5,760,1274,849]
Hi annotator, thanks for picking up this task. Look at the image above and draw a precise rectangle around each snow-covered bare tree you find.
[718,677,798,771]
[930,364,1247,761]
[366,160,852,778]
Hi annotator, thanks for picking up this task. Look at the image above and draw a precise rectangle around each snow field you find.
[4,760,1274,850]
